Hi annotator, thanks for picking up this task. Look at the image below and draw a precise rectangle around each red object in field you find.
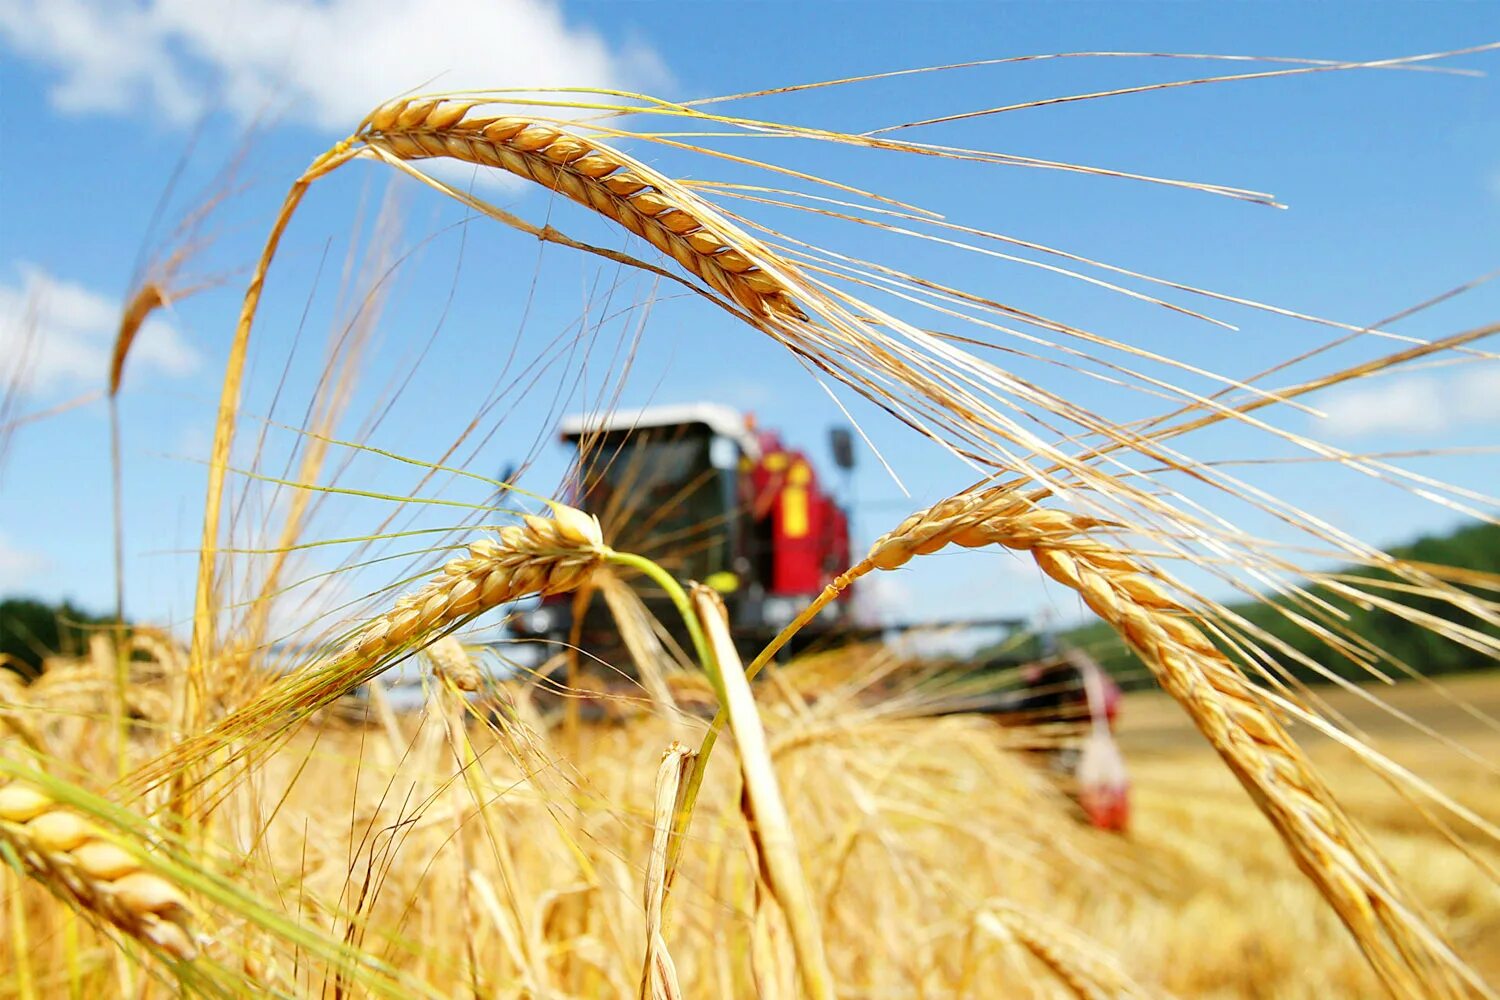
[1070,651,1130,832]
[1076,730,1131,832]
[544,404,856,643]
[1100,672,1122,728]
[1079,786,1131,831]
[748,430,850,598]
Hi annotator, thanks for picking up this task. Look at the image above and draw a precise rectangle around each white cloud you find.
[1318,366,1500,438]
[0,0,666,132]
[0,532,47,592]
[0,264,199,396]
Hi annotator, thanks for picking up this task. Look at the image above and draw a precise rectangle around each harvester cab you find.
[508,403,855,659]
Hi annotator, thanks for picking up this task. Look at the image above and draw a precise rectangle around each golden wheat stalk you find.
[766,486,1484,999]
[0,777,197,960]
[344,507,602,661]
[640,741,694,1000]
[357,99,805,322]
[692,585,836,1000]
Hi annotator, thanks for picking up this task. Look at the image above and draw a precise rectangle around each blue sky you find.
[0,2,1496,639]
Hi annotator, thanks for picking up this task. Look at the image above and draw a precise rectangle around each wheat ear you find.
[0,777,197,960]
[978,901,1163,1000]
[343,505,603,662]
[136,505,605,789]
[767,486,1479,999]
[354,98,805,322]
[0,668,43,752]
[426,636,483,693]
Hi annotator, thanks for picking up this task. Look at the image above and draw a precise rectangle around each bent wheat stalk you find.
[640,741,694,1000]
[0,777,197,960]
[357,99,806,322]
[742,486,1486,1000]
[692,585,835,1000]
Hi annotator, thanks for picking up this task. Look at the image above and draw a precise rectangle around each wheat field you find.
[3,644,1496,998]
[2,43,1499,1000]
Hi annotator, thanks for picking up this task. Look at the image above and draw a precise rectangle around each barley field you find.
[4,650,1496,998]
[1117,674,1500,998]
[2,29,1498,1000]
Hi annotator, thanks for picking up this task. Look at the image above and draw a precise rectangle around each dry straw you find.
[0,777,197,960]
[640,741,694,1000]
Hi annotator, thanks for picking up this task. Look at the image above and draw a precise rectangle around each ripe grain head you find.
[426,636,482,693]
[356,98,807,323]
[784,485,1491,999]
[0,776,197,960]
[133,503,607,795]
[979,900,1163,1000]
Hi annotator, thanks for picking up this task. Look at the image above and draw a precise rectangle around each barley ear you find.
[978,901,1164,1000]
[855,487,1486,999]
[427,637,483,693]
[355,99,807,322]
[0,777,197,960]
[132,503,606,791]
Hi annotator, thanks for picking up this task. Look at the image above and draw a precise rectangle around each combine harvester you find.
[512,402,869,655]
[505,402,1130,830]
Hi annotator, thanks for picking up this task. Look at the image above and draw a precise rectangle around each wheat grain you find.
[354,98,805,322]
[0,778,196,960]
[344,505,604,664]
[426,636,483,693]
[135,504,607,792]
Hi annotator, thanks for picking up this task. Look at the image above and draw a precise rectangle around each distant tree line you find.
[0,597,120,680]
[1053,521,1500,688]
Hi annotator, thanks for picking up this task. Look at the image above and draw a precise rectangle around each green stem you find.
[599,551,863,884]
[658,569,859,877]
[603,550,720,701]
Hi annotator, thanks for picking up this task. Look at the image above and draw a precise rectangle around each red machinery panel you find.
[750,439,848,597]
